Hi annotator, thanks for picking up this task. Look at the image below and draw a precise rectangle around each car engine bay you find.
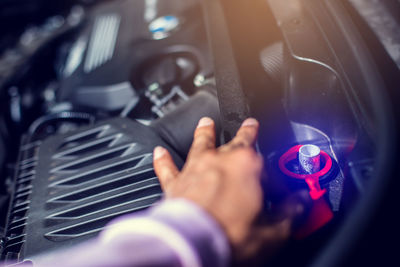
[0,0,398,266]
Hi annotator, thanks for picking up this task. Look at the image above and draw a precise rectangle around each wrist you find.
[149,198,231,267]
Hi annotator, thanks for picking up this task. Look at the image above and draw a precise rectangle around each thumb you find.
[153,146,179,193]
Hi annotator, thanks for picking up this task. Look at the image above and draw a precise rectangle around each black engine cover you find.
[2,117,183,262]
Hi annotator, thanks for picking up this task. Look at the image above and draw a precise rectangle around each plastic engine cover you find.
[1,117,183,262]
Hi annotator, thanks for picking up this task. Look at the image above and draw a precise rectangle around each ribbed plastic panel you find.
[1,140,40,261]
[1,118,183,262]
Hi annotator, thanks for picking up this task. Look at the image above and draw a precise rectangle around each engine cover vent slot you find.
[49,169,157,203]
[50,144,135,173]
[53,134,119,159]
[47,185,161,220]
[51,154,151,187]
[57,125,109,150]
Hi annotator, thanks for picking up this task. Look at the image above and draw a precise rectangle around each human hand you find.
[153,117,304,266]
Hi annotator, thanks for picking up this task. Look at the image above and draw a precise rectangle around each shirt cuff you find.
[100,198,231,267]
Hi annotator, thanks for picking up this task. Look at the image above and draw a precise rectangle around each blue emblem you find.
[149,15,180,40]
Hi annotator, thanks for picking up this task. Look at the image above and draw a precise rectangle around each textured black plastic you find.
[202,0,250,142]
[1,117,183,262]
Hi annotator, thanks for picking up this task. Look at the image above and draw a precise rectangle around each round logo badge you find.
[148,15,180,40]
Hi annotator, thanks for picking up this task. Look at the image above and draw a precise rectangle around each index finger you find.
[187,117,216,159]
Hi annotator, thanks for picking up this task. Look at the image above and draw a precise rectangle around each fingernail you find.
[153,146,166,160]
[197,117,214,128]
[242,118,259,127]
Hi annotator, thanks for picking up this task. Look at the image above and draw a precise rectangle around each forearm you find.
[1,199,230,267]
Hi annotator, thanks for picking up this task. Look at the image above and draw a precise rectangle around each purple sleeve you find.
[1,199,230,267]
